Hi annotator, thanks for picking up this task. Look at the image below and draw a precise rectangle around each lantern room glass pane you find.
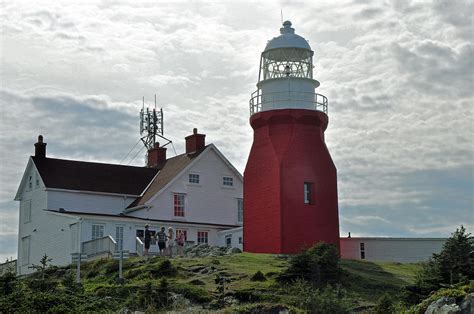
[260,48,313,81]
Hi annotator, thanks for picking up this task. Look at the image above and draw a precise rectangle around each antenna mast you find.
[139,95,172,153]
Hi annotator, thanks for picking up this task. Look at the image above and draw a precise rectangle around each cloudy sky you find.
[0,0,472,260]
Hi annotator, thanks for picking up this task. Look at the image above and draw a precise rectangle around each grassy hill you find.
[77,252,421,312]
[1,251,426,313]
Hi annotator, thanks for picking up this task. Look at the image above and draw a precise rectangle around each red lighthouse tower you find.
[244,21,340,254]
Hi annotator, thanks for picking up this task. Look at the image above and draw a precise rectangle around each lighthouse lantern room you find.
[244,21,339,254]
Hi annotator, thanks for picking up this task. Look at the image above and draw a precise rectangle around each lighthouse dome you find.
[264,21,312,51]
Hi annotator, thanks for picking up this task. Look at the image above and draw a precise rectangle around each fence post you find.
[119,250,123,279]
[76,253,81,284]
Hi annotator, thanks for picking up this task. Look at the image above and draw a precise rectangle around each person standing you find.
[176,230,185,257]
[144,224,151,257]
[167,227,175,257]
[157,226,167,256]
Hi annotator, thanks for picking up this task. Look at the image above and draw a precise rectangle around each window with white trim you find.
[237,198,243,223]
[22,200,32,223]
[223,176,233,187]
[92,224,104,240]
[239,237,243,244]
[35,172,40,188]
[21,236,30,265]
[197,231,208,244]
[28,175,33,190]
[116,226,124,251]
[188,173,200,184]
[173,194,185,217]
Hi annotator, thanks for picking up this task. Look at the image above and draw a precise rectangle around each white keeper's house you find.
[15,130,243,275]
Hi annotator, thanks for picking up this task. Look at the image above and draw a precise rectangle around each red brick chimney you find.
[147,142,167,168]
[185,128,206,154]
[34,135,47,158]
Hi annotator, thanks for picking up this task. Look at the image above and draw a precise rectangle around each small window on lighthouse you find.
[304,182,313,204]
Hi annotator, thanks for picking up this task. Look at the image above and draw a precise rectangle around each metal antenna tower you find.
[139,95,172,151]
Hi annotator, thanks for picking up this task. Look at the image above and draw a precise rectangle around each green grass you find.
[75,253,421,309]
[340,259,422,301]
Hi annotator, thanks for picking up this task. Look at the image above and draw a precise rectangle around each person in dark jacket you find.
[144,224,151,256]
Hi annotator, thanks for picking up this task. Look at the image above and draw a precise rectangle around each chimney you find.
[185,128,206,154]
[34,135,47,158]
[147,142,167,168]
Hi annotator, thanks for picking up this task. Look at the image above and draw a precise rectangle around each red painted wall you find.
[244,109,340,254]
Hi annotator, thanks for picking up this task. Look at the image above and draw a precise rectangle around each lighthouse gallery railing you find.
[249,90,328,115]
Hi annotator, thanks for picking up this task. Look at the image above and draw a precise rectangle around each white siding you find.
[217,227,243,250]
[340,238,447,263]
[17,211,79,275]
[131,148,243,226]
[48,190,135,215]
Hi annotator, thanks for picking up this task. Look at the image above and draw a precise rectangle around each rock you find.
[184,244,239,257]
[226,247,242,254]
[426,297,459,314]
[460,293,474,314]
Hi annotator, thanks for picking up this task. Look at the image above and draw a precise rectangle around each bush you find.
[284,280,350,313]
[372,293,394,314]
[277,242,340,286]
[149,259,178,278]
[0,271,16,296]
[406,226,473,303]
[250,270,267,282]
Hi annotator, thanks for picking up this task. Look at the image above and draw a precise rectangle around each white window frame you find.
[22,200,32,224]
[21,236,30,266]
[115,225,124,251]
[92,224,104,240]
[197,231,208,244]
[237,198,243,223]
[188,173,200,184]
[223,176,233,187]
[173,193,185,217]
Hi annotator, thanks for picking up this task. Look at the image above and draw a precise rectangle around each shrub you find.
[250,270,267,282]
[61,270,84,293]
[285,279,350,313]
[149,259,178,278]
[277,242,340,286]
[406,226,474,303]
[372,293,394,314]
[0,270,16,296]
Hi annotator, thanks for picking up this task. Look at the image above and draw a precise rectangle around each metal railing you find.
[136,237,144,257]
[249,89,328,115]
[82,235,116,257]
